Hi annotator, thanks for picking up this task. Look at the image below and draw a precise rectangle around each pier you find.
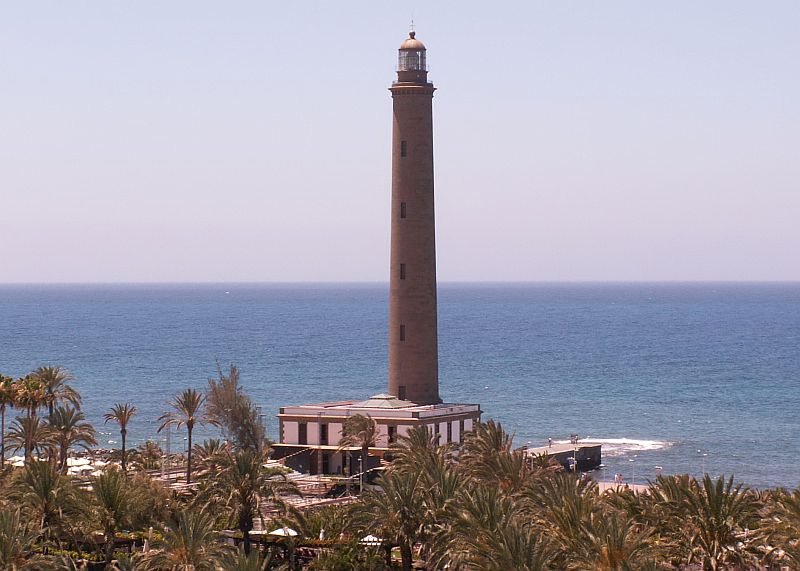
[524,441,602,472]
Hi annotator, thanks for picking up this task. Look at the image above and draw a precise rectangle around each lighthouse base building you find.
[274,396,480,475]
[272,31,481,476]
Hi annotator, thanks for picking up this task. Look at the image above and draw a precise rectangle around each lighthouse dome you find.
[399,31,426,51]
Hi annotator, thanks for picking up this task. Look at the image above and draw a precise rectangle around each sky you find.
[1,1,798,283]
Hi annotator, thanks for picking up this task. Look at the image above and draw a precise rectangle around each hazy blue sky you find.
[2,2,798,282]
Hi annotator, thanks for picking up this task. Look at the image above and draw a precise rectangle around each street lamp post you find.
[629,455,637,486]
[164,420,171,483]
[698,450,707,477]
[358,456,363,494]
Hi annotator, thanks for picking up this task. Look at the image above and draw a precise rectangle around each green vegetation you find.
[1,366,799,570]
[104,403,137,475]
[158,388,205,484]
[337,414,378,491]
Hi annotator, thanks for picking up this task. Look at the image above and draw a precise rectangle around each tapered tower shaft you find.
[388,32,440,405]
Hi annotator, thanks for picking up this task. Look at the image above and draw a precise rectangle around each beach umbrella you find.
[360,534,383,546]
[268,527,298,537]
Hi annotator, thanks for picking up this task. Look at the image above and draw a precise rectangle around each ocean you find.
[1,283,798,489]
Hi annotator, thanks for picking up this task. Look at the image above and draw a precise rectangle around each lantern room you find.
[396,31,429,84]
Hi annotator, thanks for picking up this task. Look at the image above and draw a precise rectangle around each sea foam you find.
[555,438,672,456]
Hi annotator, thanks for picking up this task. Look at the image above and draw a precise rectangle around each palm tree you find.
[461,524,553,571]
[0,374,16,467]
[560,507,656,571]
[459,419,517,484]
[47,405,97,474]
[765,487,800,565]
[309,540,390,571]
[141,508,234,570]
[285,503,354,543]
[135,440,164,471]
[158,388,205,484]
[33,365,81,417]
[360,468,423,571]
[14,375,47,418]
[104,403,137,474]
[205,364,268,453]
[192,438,231,480]
[338,414,378,489]
[8,460,76,546]
[0,508,39,570]
[229,547,283,571]
[388,424,446,473]
[440,484,529,570]
[91,467,137,565]
[6,415,54,462]
[199,447,300,554]
[678,474,763,570]
[107,553,143,571]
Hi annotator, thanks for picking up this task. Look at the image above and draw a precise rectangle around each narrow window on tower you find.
[400,202,407,219]
[447,422,453,444]
[388,425,397,444]
[399,324,405,341]
[399,263,406,280]
[398,386,406,400]
[298,422,308,445]
[400,140,407,157]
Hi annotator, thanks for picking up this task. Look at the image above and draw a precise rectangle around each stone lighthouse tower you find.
[388,31,440,405]
[273,32,481,472]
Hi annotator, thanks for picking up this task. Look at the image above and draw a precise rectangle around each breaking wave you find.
[555,438,672,457]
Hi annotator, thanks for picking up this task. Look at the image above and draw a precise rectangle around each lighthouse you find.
[274,31,480,476]
[388,31,440,405]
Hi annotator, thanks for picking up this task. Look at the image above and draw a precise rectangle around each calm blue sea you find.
[1,283,798,489]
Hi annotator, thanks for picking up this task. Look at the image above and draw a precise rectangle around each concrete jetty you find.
[524,441,602,472]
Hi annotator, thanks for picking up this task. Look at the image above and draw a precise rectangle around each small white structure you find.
[360,534,384,546]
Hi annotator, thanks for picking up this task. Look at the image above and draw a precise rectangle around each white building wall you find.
[308,421,319,445]
[328,422,343,446]
[284,421,298,444]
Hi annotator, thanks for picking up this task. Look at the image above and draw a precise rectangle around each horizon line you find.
[1,279,799,286]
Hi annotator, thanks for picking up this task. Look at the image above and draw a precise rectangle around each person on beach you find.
[548,438,552,448]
